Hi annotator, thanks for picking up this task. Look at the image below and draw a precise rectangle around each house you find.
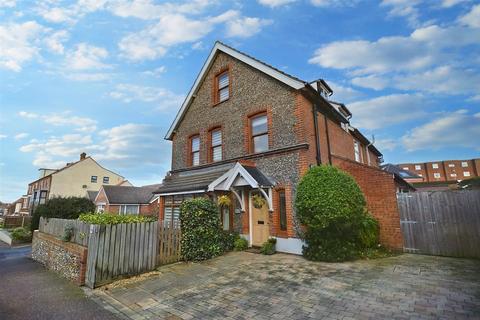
[153,42,403,254]
[6,195,29,215]
[26,153,125,213]
[397,158,480,183]
[93,185,160,215]
[381,164,419,192]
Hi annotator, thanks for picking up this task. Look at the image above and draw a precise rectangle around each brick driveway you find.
[86,252,480,320]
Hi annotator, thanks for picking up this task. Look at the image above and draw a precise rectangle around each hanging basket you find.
[252,194,266,209]
[217,195,231,207]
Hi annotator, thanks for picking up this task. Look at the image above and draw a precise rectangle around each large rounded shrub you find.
[180,198,223,261]
[295,165,379,262]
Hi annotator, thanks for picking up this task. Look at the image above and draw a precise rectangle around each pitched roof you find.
[381,164,421,179]
[102,185,157,204]
[165,41,307,140]
[87,191,98,202]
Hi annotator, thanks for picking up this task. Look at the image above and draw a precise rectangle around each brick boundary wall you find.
[332,155,404,250]
[31,230,88,285]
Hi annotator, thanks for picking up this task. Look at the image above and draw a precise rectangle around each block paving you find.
[86,252,480,319]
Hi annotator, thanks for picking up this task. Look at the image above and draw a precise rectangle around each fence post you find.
[85,224,100,289]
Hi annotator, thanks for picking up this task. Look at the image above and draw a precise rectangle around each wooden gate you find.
[157,221,182,265]
[397,190,480,258]
[85,221,158,288]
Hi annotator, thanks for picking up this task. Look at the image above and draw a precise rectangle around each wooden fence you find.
[397,190,480,258]
[39,217,90,247]
[157,221,182,265]
[85,221,158,288]
[4,216,32,229]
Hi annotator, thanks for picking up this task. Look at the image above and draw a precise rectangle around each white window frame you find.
[402,167,409,171]
[190,135,200,166]
[433,173,441,179]
[210,128,222,162]
[415,165,421,170]
[96,203,106,213]
[464,171,471,177]
[448,163,455,168]
[432,163,439,169]
[461,162,468,167]
[354,140,361,162]
[217,70,229,103]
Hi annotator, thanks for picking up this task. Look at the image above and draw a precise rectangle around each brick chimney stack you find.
[80,152,87,160]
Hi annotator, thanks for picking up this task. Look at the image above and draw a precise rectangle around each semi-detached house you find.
[153,42,404,254]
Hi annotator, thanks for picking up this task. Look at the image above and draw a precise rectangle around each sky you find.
[0,0,479,202]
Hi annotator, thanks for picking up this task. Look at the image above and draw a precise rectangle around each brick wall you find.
[31,230,88,285]
[332,155,404,250]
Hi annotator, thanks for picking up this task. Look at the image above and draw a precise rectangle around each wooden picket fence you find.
[397,190,480,258]
[157,221,182,265]
[4,216,32,229]
[39,217,90,246]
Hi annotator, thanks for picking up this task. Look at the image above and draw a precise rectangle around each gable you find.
[165,42,306,140]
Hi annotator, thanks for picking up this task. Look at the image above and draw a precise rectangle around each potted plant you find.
[217,195,231,207]
[252,194,266,209]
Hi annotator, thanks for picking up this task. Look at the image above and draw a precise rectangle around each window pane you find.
[279,191,287,231]
[103,176,109,184]
[164,207,172,224]
[219,87,229,102]
[218,72,229,89]
[191,136,200,152]
[192,152,200,166]
[173,207,180,222]
[251,115,267,135]
[213,146,222,161]
[253,134,268,153]
[222,207,229,231]
[211,130,222,146]
[125,205,138,214]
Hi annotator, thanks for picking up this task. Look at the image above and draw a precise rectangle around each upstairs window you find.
[462,161,468,167]
[190,135,200,166]
[434,172,441,179]
[432,163,439,169]
[250,113,268,153]
[216,70,230,103]
[91,175,97,183]
[354,140,361,162]
[210,128,223,162]
[103,176,109,184]
[415,165,421,170]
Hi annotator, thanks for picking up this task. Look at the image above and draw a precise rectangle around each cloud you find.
[258,0,296,8]
[14,133,29,140]
[351,75,389,91]
[109,84,184,111]
[0,21,45,72]
[142,66,166,77]
[63,72,110,81]
[44,30,69,54]
[108,0,213,20]
[374,138,398,152]
[328,81,364,102]
[0,134,7,139]
[380,0,423,27]
[459,4,480,28]
[348,94,428,130]
[402,110,480,151]
[442,0,470,8]
[35,0,108,24]
[65,43,109,70]
[0,0,15,8]
[311,0,358,7]
[225,16,272,38]
[18,111,39,119]
[19,110,97,132]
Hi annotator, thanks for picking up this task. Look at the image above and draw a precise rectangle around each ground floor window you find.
[163,193,203,227]
[278,190,287,231]
[119,205,139,215]
[96,204,105,213]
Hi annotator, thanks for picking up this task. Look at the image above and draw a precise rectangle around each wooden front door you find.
[251,194,270,246]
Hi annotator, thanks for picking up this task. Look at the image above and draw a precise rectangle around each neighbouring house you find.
[26,153,125,214]
[153,42,403,254]
[6,195,29,215]
[381,164,419,192]
[93,185,160,215]
[0,202,10,216]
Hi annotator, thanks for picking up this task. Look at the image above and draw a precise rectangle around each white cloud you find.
[109,84,184,111]
[380,0,422,27]
[64,72,110,81]
[108,0,213,20]
[20,134,94,160]
[459,4,480,28]
[65,43,109,70]
[0,21,45,72]
[0,0,15,8]
[258,0,296,8]
[35,0,108,24]
[44,30,69,54]
[14,133,29,140]
[0,134,7,139]
[311,0,358,7]
[142,66,166,77]
[402,110,480,151]
[442,0,470,8]
[328,81,364,102]
[348,94,427,130]
[225,16,272,38]
[351,75,389,91]
[374,138,398,152]
[18,111,39,119]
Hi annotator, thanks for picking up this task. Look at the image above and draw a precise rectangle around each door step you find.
[245,247,262,254]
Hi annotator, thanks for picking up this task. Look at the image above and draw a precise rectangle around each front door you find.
[251,193,270,246]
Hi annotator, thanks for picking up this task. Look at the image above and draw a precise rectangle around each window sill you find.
[212,98,229,107]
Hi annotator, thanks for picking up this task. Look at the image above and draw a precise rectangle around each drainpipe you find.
[366,135,375,166]
[312,103,322,165]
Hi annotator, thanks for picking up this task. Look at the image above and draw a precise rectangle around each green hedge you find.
[295,165,380,262]
[32,197,95,231]
[11,227,32,242]
[180,198,224,261]
[79,213,157,225]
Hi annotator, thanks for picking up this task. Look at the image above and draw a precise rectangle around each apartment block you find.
[397,158,480,183]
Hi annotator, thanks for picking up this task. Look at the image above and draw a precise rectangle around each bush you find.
[295,165,380,262]
[260,238,277,255]
[220,231,239,252]
[32,197,95,231]
[11,227,32,242]
[79,213,157,225]
[234,237,249,251]
[180,198,223,261]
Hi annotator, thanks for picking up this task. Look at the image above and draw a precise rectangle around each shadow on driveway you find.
[0,244,118,320]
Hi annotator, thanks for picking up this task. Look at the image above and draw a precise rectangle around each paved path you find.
[88,252,480,320]
[0,244,118,320]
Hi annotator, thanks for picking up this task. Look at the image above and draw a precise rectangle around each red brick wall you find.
[332,155,404,250]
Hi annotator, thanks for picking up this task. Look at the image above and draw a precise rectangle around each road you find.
[0,242,119,320]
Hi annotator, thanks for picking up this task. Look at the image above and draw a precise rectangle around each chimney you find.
[80,152,86,160]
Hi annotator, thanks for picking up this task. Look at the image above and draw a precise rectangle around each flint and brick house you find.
[93,185,160,215]
[153,42,403,254]
[26,153,125,213]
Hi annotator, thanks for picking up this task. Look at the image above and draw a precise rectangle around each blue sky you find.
[1,0,479,202]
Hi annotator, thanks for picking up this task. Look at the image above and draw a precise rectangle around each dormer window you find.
[190,135,200,166]
[215,70,230,104]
